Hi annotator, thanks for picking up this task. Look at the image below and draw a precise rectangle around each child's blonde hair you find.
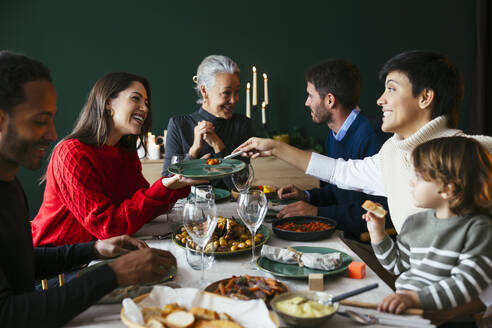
[412,136,492,215]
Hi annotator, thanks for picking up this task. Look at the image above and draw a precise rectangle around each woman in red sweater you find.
[32,72,200,246]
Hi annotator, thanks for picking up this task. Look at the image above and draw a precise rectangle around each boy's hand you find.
[362,202,387,243]
[378,290,421,314]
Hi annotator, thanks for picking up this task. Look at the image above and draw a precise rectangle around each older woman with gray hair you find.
[162,55,252,187]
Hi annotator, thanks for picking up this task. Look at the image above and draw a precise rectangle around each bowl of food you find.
[270,291,338,327]
[230,185,278,200]
[173,216,270,256]
[272,216,337,241]
[204,275,288,307]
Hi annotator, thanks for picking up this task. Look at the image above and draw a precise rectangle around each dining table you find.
[65,197,434,328]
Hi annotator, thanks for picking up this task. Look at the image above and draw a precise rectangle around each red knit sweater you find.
[32,139,189,246]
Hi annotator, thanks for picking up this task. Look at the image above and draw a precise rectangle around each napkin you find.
[261,245,342,270]
[122,286,277,328]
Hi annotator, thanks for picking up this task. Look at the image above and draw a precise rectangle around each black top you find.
[162,108,253,188]
[0,178,118,328]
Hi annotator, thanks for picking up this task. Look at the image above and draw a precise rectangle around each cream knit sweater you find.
[379,116,492,231]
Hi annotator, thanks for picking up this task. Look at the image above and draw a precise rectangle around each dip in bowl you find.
[270,291,338,327]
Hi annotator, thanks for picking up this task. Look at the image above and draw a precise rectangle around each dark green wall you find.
[0,0,477,217]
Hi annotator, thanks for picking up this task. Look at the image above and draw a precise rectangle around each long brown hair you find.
[40,72,152,182]
[412,136,492,216]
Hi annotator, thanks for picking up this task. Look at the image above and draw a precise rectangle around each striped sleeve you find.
[417,220,492,310]
[372,234,410,275]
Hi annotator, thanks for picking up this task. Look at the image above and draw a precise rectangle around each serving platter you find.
[172,224,271,257]
[168,159,246,179]
[79,261,176,303]
[256,246,352,278]
[272,216,337,241]
[204,275,289,307]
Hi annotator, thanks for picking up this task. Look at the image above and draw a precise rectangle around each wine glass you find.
[182,199,217,287]
[231,163,254,193]
[171,154,187,165]
[237,189,268,269]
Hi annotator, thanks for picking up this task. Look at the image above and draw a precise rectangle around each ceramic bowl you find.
[270,290,339,327]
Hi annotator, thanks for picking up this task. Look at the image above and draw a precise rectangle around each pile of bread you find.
[141,303,243,328]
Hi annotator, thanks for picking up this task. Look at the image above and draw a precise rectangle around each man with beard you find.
[276,59,393,242]
[0,51,179,327]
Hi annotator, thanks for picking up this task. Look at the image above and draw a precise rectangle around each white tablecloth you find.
[65,200,425,327]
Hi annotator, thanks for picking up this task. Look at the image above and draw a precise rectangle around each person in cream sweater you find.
[234,50,492,321]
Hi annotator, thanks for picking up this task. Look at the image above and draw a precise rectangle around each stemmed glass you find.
[237,189,268,269]
[231,164,254,193]
[182,198,217,287]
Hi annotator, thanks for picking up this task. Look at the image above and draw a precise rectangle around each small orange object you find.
[206,158,220,165]
[348,262,366,279]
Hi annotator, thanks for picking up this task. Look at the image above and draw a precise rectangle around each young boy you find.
[364,136,492,314]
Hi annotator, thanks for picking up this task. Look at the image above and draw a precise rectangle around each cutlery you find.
[137,233,172,240]
[340,299,424,315]
[339,310,431,327]
[296,283,379,305]
[223,151,243,160]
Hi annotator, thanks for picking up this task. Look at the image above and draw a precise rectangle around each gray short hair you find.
[195,55,240,104]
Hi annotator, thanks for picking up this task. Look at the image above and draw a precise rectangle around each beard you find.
[0,119,49,170]
[311,104,332,125]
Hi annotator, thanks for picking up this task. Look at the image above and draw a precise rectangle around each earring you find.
[107,108,114,117]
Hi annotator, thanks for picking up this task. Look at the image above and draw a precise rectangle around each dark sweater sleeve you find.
[316,193,392,240]
[0,260,117,328]
[33,242,96,279]
[162,117,183,176]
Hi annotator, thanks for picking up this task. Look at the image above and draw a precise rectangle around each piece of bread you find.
[190,307,219,320]
[362,200,387,218]
[165,311,195,328]
[145,318,166,328]
[142,307,164,323]
[218,313,233,321]
[194,320,243,328]
[162,303,186,317]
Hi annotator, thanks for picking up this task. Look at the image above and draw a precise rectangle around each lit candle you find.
[148,143,161,160]
[252,66,257,106]
[263,73,269,105]
[147,132,155,146]
[246,82,251,118]
[261,101,267,125]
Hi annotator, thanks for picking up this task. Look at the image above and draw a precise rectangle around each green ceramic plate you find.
[79,259,177,285]
[212,188,231,202]
[168,159,246,179]
[256,246,352,278]
[173,225,271,257]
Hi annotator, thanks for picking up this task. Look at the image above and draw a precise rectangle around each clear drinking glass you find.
[186,239,214,270]
[231,164,254,193]
[171,154,188,165]
[191,185,215,204]
[237,189,268,269]
[182,199,217,287]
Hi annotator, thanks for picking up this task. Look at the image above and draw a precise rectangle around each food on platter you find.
[175,217,264,253]
[260,185,276,194]
[206,158,221,165]
[209,275,288,304]
[139,303,243,328]
[260,245,342,271]
[361,200,387,218]
[275,220,333,232]
[274,296,336,318]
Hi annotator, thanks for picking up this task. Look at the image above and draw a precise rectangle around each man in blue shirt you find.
[277,59,393,241]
